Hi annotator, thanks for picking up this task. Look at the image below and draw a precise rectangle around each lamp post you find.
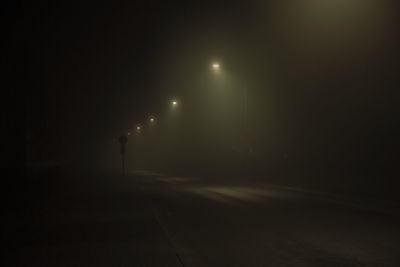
[211,62,248,132]
[118,135,128,176]
[135,125,142,134]
[212,63,220,71]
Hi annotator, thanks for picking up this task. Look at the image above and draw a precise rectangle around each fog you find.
[7,0,399,199]
[4,1,400,266]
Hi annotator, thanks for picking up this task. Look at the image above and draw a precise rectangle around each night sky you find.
[4,1,400,180]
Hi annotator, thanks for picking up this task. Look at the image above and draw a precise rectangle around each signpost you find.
[118,135,128,176]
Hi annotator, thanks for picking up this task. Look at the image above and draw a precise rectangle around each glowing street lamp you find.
[212,63,220,71]
[210,61,248,135]
[171,100,178,107]
[149,116,156,126]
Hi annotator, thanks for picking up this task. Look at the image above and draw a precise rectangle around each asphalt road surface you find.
[4,171,400,266]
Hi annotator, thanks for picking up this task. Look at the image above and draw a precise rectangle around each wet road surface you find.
[4,171,400,266]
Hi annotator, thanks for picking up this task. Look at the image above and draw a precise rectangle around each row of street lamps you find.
[120,61,247,143]
[116,61,252,175]
[122,63,221,138]
[125,99,178,137]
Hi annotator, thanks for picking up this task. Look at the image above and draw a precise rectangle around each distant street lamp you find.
[171,100,178,107]
[149,117,155,123]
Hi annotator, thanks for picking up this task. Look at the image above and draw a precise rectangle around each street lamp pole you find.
[243,85,247,131]
[211,62,250,153]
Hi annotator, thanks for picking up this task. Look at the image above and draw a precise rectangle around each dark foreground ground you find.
[3,168,400,266]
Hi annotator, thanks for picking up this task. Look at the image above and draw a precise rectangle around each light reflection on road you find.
[186,186,290,203]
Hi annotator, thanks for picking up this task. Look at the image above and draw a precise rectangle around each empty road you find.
[4,170,400,266]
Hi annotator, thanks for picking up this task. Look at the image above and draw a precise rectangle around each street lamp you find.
[149,116,156,127]
[210,62,251,154]
[171,100,178,107]
[212,63,221,71]
[210,62,247,128]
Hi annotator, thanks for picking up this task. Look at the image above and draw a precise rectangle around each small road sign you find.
[118,135,128,175]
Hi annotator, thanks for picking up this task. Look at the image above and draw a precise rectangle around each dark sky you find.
[5,0,400,171]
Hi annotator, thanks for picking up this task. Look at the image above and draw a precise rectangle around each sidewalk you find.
[3,170,183,267]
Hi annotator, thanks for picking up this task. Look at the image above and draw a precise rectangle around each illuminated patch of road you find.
[129,170,163,176]
[186,186,291,204]
[155,177,193,183]
[129,171,194,184]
